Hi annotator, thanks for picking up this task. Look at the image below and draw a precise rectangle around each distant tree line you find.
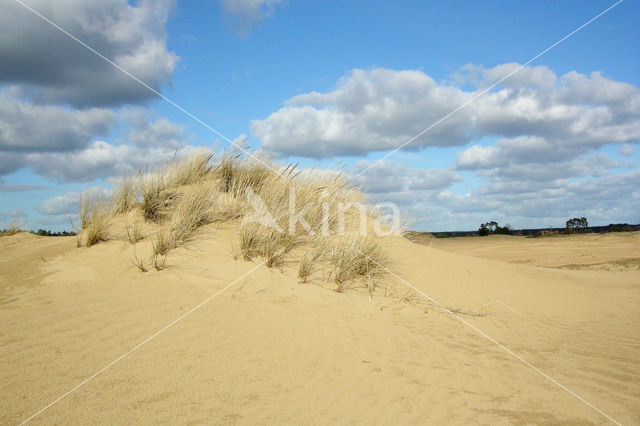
[565,217,589,233]
[606,223,633,232]
[412,220,638,239]
[478,221,513,236]
[0,228,77,237]
[32,229,76,237]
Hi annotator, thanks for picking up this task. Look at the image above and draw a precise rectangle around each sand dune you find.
[429,232,640,271]
[1,230,639,424]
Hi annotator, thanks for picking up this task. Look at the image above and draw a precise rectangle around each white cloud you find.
[618,143,635,157]
[126,114,186,148]
[0,152,27,175]
[0,105,193,181]
[399,169,640,231]
[35,186,112,226]
[27,138,206,183]
[0,0,178,107]
[0,184,51,192]
[453,63,558,90]
[253,68,472,157]
[455,137,623,176]
[0,88,114,153]
[252,65,640,158]
[219,0,285,35]
[349,160,461,193]
[252,64,640,230]
[0,208,26,225]
[0,0,183,183]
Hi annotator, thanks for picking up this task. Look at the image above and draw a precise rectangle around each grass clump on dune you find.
[167,151,214,187]
[298,248,321,283]
[238,224,298,268]
[327,234,388,292]
[152,185,217,257]
[0,219,22,237]
[112,177,137,214]
[140,170,173,222]
[141,151,215,222]
[75,150,393,296]
[78,195,112,247]
[214,152,272,197]
[125,220,144,244]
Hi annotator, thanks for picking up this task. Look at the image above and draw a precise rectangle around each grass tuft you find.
[151,185,216,257]
[297,250,320,283]
[0,218,21,237]
[167,151,214,187]
[238,224,298,268]
[327,234,388,292]
[126,221,144,244]
[113,177,137,214]
[71,150,394,297]
[79,195,111,247]
[140,170,174,222]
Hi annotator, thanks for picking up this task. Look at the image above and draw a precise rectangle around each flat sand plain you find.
[1,230,638,424]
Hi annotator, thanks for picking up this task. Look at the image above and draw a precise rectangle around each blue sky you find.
[1,0,639,231]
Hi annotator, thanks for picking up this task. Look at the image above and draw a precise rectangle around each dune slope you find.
[1,230,639,424]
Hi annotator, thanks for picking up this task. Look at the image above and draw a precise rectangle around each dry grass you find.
[79,195,111,247]
[213,151,238,193]
[0,218,21,237]
[238,224,298,268]
[297,249,321,283]
[151,185,216,257]
[126,221,144,244]
[213,152,272,197]
[167,151,213,187]
[9,218,21,235]
[212,192,247,222]
[113,177,137,214]
[140,170,173,222]
[326,234,388,292]
[140,152,214,222]
[131,246,148,272]
[73,150,393,295]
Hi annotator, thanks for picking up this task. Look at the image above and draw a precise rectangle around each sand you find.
[1,230,638,424]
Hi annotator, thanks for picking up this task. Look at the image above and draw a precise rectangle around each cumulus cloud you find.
[219,0,285,35]
[0,88,114,153]
[618,143,635,157]
[0,0,184,183]
[35,186,112,225]
[126,113,186,148]
[35,192,82,216]
[453,62,558,90]
[349,160,461,193]
[440,170,640,220]
[253,68,472,157]
[0,0,178,107]
[27,136,204,183]
[252,65,640,158]
[0,208,26,225]
[0,152,27,175]
[252,64,640,230]
[390,167,640,231]
[0,111,194,180]
[0,184,51,192]
[455,137,624,177]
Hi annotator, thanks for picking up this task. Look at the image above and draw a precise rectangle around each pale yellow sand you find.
[429,232,640,270]
[1,230,638,424]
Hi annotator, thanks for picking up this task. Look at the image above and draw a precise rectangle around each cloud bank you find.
[253,65,639,229]
[0,0,178,107]
[252,65,639,158]
[0,0,198,183]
